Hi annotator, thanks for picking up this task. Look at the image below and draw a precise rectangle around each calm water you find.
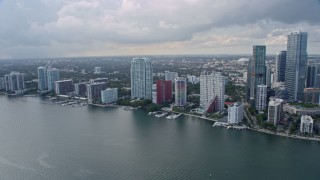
[0,96,319,180]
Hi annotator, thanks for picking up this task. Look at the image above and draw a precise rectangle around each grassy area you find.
[289,102,320,108]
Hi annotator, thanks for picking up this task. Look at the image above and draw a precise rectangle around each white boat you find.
[172,113,182,119]
[155,112,167,117]
[166,115,174,119]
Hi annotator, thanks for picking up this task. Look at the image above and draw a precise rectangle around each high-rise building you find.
[155,80,172,104]
[47,68,60,91]
[275,51,286,82]
[285,31,308,102]
[87,82,107,103]
[152,84,157,104]
[175,77,187,106]
[4,72,25,94]
[306,65,318,88]
[300,115,313,134]
[246,45,266,104]
[37,66,47,91]
[131,58,153,100]
[227,102,244,124]
[200,73,214,108]
[101,88,118,104]
[213,72,225,111]
[256,84,267,111]
[74,82,88,96]
[268,98,284,125]
[165,71,178,84]
[55,79,74,95]
[0,77,5,90]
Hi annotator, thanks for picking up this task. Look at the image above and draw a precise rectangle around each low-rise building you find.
[300,115,313,134]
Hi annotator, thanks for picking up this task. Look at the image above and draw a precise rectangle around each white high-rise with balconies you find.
[200,73,214,108]
[268,98,284,125]
[300,115,313,134]
[213,72,225,111]
[256,84,267,111]
[227,102,244,124]
[131,58,153,100]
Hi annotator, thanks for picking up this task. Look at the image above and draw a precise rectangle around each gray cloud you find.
[0,0,319,58]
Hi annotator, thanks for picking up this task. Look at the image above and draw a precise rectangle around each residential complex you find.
[131,58,153,100]
[101,88,118,104]
[4,72,25,94]
[268,98,284,125]
[55,79,74,95]
[227,102,244,124]
[300,115,313,134]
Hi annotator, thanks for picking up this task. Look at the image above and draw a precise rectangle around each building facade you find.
[213,72,225,111]
[306,65,318,88]
[155,80,172,104]
[37,66,47,91]
[268,98,284,125]
[275,51,286,82]
[285,31,308,102]
[227,102,244,124]
[4,72,25,94]
[256,84,267,111]
[74,82,88,97]
[200,73,214,108]
[300,115,313,134]
[55,80,74,95]
[47,68,60,91]
[175,77,187,106]
[101,88,118,104]
[0,77,5,90]
[87,82,107,103]
[131,58,153,100]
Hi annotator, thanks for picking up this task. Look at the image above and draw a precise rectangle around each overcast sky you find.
[0,0,319,58]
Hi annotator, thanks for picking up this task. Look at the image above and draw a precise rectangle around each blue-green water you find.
[0,96,319,180]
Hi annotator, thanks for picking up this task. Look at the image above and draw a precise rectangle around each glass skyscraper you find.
[130,58,153,100]
[275,51,286,82]
[285,31,308,102]
[37,66,47,91]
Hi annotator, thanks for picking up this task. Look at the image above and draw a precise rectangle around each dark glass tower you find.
[275,51,286,82]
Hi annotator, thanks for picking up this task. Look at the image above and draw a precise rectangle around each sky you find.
[0,0,320,58]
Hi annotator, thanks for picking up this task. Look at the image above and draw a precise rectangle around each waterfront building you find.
[304,88,320,105]
[155,80,172,104]
[37,66,47,91]
[131,58,153,100]
[74,82,88,97]
[90,78,108,84]
[55,79,74,95]
[175,77,187,106]
[275,51,286,82]
[47,68,60,91]
[246,45,266,105]
[213,72,225,111]
[94,67,102,74]
[306,65,318,88]
[227,102,244,124]
[200,73,214,108]
[87,82,107,103]
[101,88,118,104]
[256,84,267,111]
[300,115,313,134]
[0,77,5,90]
[285,31,308,102]
[4,72,25,94]
[152,84,157,104]
[268,98,284,125]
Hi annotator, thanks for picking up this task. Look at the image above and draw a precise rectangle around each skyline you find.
[0,0,320,59]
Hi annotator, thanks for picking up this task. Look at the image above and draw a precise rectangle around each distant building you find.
[227,102,244,124]
[87,82,107,103]
[275,51,286,82]
[101,88,118,104]
[94,67,102,74]
[246,45,266,105]
[0,77,5,90]
[4,72,25,94]
[55,79,74,95]
[268,98,284,125]
[256,84,267,111]
[155,80,172,104]
[131,58,153,100]
[285,31,308,102]
[300,115,313,134]
[90,78,108,84]
[165,71,178,85]
[74,82,88,96]
[37,66,47,91]
[213,72,225,111]
[187,75,199,84]
[175,77,187,106]
[47,68,60,91]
